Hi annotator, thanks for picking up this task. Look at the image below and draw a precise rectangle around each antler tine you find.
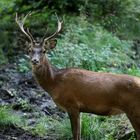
[15,12,35,44]
[27,28,35,42]
[44,13,63,43]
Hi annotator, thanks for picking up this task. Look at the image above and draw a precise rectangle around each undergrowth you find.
[26,113,135,140]
[0,105,136,140]
[50,15,136,74]
[0,106,23,127]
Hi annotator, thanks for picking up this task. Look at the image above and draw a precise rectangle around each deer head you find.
[16,12,63,66]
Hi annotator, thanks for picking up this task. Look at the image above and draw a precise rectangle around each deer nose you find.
[31,59,39,65]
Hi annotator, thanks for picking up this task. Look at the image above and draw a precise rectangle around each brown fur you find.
[32,56,140,140]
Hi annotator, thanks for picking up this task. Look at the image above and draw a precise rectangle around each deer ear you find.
[48,39,57,49]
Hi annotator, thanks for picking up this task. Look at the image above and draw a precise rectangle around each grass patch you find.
[30,116,71,139]
[0,106,135,140]
[81,113,134,140]
[29,113,134,140]
[31,117,48,137]
[52,118,72,139]
[0,106,23,127]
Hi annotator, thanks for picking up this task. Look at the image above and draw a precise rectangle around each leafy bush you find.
[17,57,30,73]
[126,66,140,77]
[0,0,140,64]
[50,15,135,73]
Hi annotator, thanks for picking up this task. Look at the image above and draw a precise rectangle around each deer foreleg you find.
[68,109,80,140]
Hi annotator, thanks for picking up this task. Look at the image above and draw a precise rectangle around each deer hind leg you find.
[68,109,80,140]
[126,110,140,140]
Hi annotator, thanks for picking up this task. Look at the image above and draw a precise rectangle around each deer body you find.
[33,56,140,140]
[16,13,140,140]
[33,57,140,115]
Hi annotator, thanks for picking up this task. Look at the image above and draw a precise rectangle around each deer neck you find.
[32,56,56,93]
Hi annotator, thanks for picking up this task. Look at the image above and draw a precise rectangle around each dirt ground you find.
[0,64,65,140]
[0,64,136,140]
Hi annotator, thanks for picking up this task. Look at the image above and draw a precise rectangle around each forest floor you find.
[0,63,66,140]
[0,126,46,140]
[0,63,136,140]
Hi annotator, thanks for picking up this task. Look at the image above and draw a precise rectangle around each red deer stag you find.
[16,13,140,140]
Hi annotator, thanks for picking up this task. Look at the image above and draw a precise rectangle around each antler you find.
[43,13,63,43]
[15,12,35,44]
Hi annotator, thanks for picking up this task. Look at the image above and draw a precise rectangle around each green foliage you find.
[33,116,71,139]
[0,0,140,64]
[81,114,133,140]
[13,98,33,112]
[31,116,49,137]
[129,133,137,140]
[0,48,8,65]
[50,16,135,73]
[30,116,72,139]
[81,114,114,140]
[17,57,30,73]
[114,0,140,39]
[0,106,22,127]
[52,118,72,139]
[0,106,135,140]
[29,113,133,140]
[126,66,140,77]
